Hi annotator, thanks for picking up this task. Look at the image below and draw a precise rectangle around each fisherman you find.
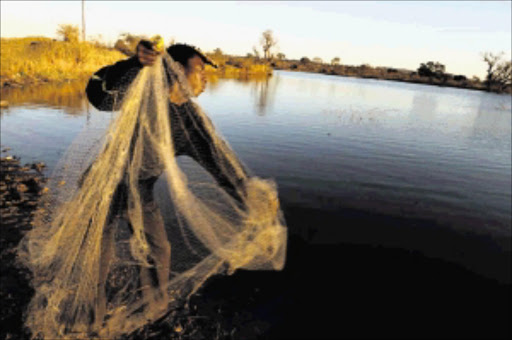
[85,38,250,327]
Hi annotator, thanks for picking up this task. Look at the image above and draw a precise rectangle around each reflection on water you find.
[1,70,511,282]
[205,73,276,116]
[251,75,280,116]
[410,92,437,122]
[0,80,89,115]
[0,79,111,167]
[473,93,512,136]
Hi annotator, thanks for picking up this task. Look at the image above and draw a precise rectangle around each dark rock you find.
[16,184,28,193]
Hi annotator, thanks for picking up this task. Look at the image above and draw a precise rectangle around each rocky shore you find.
[0,152,46,340]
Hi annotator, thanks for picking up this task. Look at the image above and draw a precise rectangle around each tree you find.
[252,46,260,59]
[57,24,80,43]
[114,40,132,56]
[417,61,446,78]
[494,60,512,92]
[276,53,286,60]
[213,48,223,57]
[114,33,144,56]
[260,30,277,60]
[90,34,107,48]
[331,57,340,65]
[300,57,310,64]
[312,57,323,64]
[482,52,511,92]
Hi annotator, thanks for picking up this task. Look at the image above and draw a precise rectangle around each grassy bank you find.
[0,37,271,89]
[0,37,125,88]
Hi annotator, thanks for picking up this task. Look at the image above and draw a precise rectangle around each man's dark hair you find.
[166,44,218,69]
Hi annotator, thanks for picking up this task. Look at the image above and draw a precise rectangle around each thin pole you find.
[82,0,86,41]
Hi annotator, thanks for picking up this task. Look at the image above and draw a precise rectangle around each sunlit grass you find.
[0,37,272,88]
[0,37,125,87]
[206,55,272,76]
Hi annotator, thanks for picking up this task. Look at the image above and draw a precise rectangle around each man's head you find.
[167,44,217,97]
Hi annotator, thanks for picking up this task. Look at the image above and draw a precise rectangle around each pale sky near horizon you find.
[1,1,511,78]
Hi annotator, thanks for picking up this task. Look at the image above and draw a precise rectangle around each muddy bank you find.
[0,153,45,340]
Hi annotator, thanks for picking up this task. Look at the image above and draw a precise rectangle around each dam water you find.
[1,70,510,338]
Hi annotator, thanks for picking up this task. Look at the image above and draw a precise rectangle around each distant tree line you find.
[103,28,511,94]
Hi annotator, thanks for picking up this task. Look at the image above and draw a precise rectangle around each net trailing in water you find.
[18,51,287,339]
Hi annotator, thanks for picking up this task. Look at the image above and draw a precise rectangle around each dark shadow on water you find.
[140,203,511,339]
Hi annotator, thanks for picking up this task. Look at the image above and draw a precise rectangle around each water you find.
[1,72,511,286]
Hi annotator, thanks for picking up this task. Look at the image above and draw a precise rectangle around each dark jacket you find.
[85,56,248,203]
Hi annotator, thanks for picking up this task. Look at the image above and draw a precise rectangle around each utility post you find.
[82,0,86,41]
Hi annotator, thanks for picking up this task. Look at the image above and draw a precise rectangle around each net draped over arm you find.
[171,102,250,205]
[85,57,249,204]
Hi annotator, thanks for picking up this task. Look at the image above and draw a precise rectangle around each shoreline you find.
[0,76,90,90]
[273,66,512,95]
[2,67,509,96]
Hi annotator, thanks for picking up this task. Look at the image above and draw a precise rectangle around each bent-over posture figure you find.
[85,41,249,327]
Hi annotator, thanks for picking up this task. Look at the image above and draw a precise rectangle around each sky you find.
[1,1,511,78]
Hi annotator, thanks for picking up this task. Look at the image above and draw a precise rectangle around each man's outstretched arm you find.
[86,42,161,111]
[85,56,143,111]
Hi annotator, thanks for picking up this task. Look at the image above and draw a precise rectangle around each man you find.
[85,40,249,327]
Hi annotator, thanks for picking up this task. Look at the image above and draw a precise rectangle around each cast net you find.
[18,51,287,339]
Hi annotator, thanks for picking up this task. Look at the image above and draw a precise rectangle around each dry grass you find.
[0,37,125,87]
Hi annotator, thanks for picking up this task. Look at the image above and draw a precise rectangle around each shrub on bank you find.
[205,54,272,76]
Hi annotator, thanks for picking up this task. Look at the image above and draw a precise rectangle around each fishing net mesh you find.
[17,53,287,339]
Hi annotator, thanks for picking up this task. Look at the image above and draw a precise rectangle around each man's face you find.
[186,55,206,97]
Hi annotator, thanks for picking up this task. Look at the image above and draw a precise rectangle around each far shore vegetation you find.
[1,25,510,95]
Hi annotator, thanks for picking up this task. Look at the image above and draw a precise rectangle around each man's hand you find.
[137,41,162,66]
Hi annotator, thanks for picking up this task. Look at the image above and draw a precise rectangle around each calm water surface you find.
[1,71,511,282]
